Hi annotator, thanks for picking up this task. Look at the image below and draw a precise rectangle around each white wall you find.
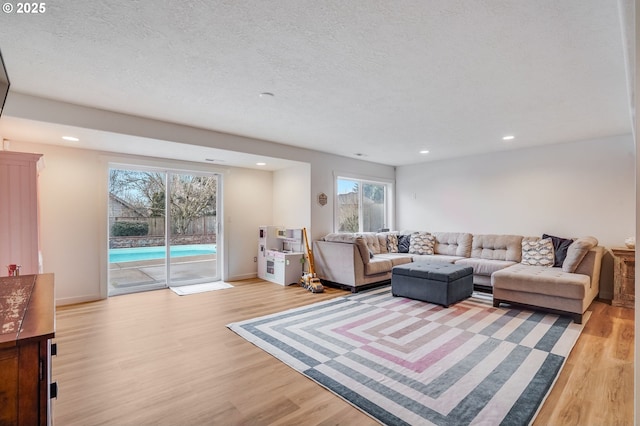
[273,163,311,230]
[397,135,635,246]
[223,166,273,280]
[16,141,105,304]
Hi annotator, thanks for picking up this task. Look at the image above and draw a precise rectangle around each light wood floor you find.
[52,279,634,425]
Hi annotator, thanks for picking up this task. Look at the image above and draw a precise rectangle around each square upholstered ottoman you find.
[391,262,474,307]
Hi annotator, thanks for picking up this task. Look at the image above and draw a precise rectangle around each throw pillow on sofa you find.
[542,233,574,267]
[521,238,555,267]
[398,234,411,253]
[387,234,399,253]
[409,232,436,255]
[562,236,598,273]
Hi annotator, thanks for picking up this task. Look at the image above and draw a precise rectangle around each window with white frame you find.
[336,176,390,233]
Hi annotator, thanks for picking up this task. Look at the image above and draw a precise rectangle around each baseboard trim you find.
[227,272,258,281]
[56,294,103,306]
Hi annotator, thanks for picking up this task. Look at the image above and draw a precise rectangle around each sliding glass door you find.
[108,166,219,296]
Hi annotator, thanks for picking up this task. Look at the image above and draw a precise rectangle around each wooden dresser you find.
[611,247,635,309]
[0,273,56,425]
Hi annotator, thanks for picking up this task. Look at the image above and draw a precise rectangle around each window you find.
[336,177,389,232]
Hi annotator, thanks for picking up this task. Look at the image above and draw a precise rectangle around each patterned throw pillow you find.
[521,238,555,267]
[387,234,399,253]
[409,232,436,255]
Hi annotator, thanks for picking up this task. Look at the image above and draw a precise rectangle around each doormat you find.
[227,285,587,425]
[170,281,233,296]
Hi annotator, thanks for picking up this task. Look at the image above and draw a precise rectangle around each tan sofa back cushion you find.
[323,233,356,243]
[376,233,389,253]
[562,236,599,272]
[432,232,473,257]
[472,234,523,261]
[357,233,381,254]
[323,233,371,264]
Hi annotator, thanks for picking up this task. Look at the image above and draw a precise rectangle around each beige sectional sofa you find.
[313,231,603,323]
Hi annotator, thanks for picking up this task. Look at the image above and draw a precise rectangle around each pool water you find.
[109,244,217,263]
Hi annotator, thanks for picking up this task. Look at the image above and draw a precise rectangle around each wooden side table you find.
[611,247,635,309]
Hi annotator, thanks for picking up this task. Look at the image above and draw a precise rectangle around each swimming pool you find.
[109,244,217,263]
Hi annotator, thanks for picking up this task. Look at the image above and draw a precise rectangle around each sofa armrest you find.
[574,246,604,289]
[313,241,363,286]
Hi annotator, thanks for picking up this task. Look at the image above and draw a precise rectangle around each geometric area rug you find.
[227,286,588,426]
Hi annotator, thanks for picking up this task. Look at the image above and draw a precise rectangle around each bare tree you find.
[168,174,216,234]
[109,169,216,235]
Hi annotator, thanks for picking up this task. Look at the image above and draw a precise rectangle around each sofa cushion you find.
[412,254,463,264]
[409,232,436,255]
[353,237,370,265]
[398,234,411,253]
[364,257,393,275]
[492,264,590,299]
[358,233,381,254]
[432,232,473,257]
[521,238,554,267]
[375,233,392,254]
[562,236,598,273]
[376,253,413,266]
[543,233,574,267]
[323,233,356,243]
[471,234,523,262]
[454,258,516,276]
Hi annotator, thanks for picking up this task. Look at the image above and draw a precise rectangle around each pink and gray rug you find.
[227,286,586,425]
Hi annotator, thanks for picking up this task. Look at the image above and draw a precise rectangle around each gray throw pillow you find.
[398,235,411,253]
[562,236,598,272]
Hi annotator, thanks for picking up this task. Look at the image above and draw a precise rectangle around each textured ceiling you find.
[0,0,632,166]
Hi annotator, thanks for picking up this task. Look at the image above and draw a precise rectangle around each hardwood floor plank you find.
[52,279,633,425]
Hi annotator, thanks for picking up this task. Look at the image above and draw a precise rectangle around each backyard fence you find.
[109,215,217,248]
[109,215,217,236]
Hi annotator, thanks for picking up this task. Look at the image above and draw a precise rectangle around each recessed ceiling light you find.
[502,135,515,141]
[419,150,430,154]
[259,92,274,98]
[256,162,266,166]
[62,136,79,142]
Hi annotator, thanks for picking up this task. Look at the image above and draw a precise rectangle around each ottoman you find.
[391,262,474,307]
